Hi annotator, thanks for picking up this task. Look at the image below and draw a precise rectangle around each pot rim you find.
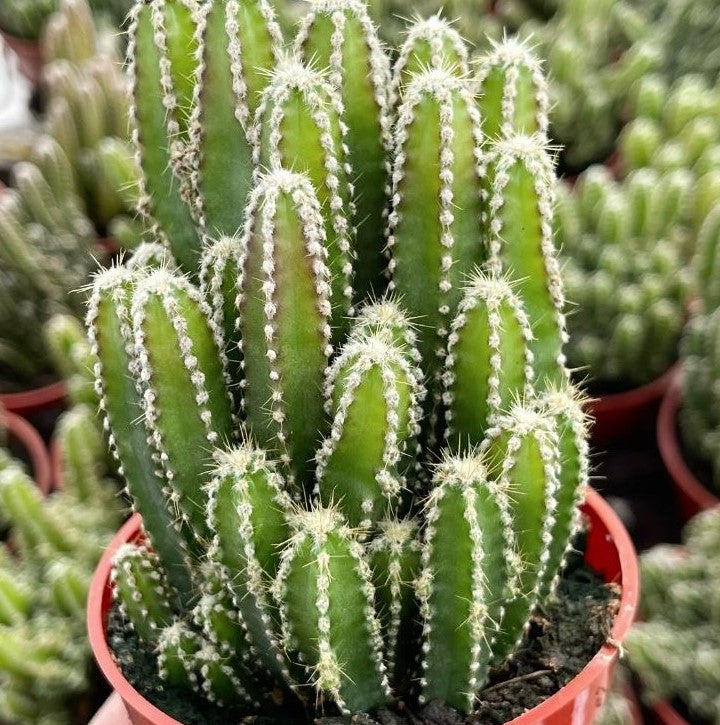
[87,488,639,725]
[0,379,66,415]
[657,368,720,514]
[651,698,691,725]
[1,407,52,494]
[590,362,678,416]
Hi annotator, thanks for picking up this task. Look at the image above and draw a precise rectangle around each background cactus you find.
[559,166,694,386]
[0,407,122,724]
[42,0,139,233]
[0,159,97,388]
[0,0,59,40]
[95,8,591,720]
[626,507,720,722]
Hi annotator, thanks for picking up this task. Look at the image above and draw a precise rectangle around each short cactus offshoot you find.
[98,9,590,719]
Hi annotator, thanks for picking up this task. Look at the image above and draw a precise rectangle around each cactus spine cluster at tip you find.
[626,507,720,723]
[296,0,392,300]
[559,165,694,386]
[96,8,590,717]
[0,406,121,724]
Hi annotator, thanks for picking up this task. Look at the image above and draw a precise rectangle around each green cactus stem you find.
[475,36,550,141]
[535,386,589,599]
[0,554,31,627]
[112,543,176,644]
[190,0,282,241]
[418,452,521,713]
[47,560,90,619]
[296,0,392,300]
[443,273,535,450]
[194,640,257,708]
[315,331,424,527]
[485,133,567,387]
[235,170,333,483]
[483,403,561,660]
[387,68,487,379]
[369,517,421,686]
[130,268,236,549]
[126,241,179,271]
[272,505,390,713]
[206,445,293,685]
[128,0,202,273]
[87,266,194,601]
[390,13,470,104]
[252,58,356,333]
[695,204,720,312]
[157,621,203,690]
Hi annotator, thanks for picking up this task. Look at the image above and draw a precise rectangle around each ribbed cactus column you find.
[252,59,356,334]
[87,267,194,602]
[443,273,535,449]
[475,37,550,141]
[296,0,391,300]
[695,205,720,311]
[190,0,282,239]
[369,517,421,686]
[206,446,294,686]
[387,69,486,380]
[535,387,588,599]
[316,332,424,527]
[390,14,469,103]
[418,452,521,713]
[485,134,567,387]
[236,170,332,484]
[128,0,202,273]
[272,506,390,713]
[483,403,560,660]
[131,269,236,551]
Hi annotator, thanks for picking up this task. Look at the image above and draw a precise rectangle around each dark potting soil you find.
[108,539,619,725]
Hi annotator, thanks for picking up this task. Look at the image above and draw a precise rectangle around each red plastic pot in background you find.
[0,380,67,417]
[88,488,639,725]
[657,371,720,521]
[652,699,690,725]
[589,364,677,445]
[0,31,43,84]
[2,407,52,494]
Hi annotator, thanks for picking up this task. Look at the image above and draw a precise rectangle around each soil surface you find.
[108,537,619,725]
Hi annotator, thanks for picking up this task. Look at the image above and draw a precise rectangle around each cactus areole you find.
[87,1,637,721]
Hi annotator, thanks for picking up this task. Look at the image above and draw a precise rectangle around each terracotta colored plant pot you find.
[1,407,52,494]
[87,488,639,725]
[589,364,678,445]
[0,379,67,416]
[0,30,43,84]
[651,699,690,725]
[657,370,720,521]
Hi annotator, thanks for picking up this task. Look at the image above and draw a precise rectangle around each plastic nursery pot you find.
[0,379,67,416]
[0,31,43,85]
[87,488,639,725]
[1,407,52,494]
[651,699,690,725]
[657,369,720,521]
[588,363,678,446]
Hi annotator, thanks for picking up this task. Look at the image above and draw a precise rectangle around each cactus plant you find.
[92,10,595,720]
[0,407,122,724]
[559,165,694,386]
[0,158,97,389]
[626,507,720,722]
[42,0,139,233]
[0,0,59,40]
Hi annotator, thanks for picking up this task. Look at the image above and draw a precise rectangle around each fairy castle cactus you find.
[94,3,592,719]
[296,0,391,300]
[0,156,96,388]
[0,407,121,724]
[559,165,694,386]
[252,58,356,333]
[189,0,282,241]
[43,0,139,231]
[626,507,720,722]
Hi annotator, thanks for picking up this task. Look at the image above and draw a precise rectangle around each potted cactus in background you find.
[0,405,52,497]
[657,204,720,519]
[626,506,720,724]
[86,2,638,724]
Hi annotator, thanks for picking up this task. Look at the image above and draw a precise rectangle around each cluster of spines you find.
[315,329,424,526]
